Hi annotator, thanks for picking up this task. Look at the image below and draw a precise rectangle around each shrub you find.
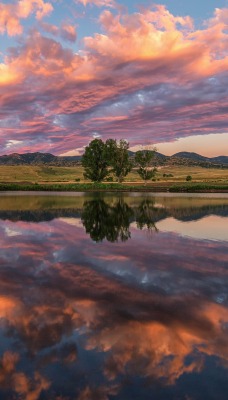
[75,178,81,182]
[186,175,192,181]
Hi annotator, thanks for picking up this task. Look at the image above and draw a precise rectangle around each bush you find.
[106,177,114,182]
[186,175,192,181]
[75,178,81,182]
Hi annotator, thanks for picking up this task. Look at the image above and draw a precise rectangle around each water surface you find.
[0,192,228,400]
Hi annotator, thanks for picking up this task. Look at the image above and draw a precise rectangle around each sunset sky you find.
[0,0,227,156]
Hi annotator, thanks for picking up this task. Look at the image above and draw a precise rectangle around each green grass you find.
[0,182,227,193]
[169,183,228,192]
[0,182,149,192]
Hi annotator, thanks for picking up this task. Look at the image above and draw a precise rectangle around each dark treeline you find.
[82,138,157,184]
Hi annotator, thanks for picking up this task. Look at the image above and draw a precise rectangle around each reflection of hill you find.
[134,204,228,223]
[0,208,82,222]
[170,206,228,221]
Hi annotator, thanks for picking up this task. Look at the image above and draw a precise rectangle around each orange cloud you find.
[0,351,49,400]
[0,63,21,85]
[85,6,226,77]
[0,352,19,378]
[13,372,50,400]
[0,0,53,36]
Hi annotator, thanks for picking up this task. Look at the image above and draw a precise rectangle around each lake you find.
[0,192,228,400]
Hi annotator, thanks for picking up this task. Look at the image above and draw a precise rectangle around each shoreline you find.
[0,183,228,193]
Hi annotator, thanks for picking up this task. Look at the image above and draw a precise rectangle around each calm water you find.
[0,192,228,400]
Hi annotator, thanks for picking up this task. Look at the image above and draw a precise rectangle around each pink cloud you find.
[39,21,59,35]
[60,23,77,42]
[76,0,116,7]
[0,5,227,154]
[0,0,53,36]
[40,21,77,42]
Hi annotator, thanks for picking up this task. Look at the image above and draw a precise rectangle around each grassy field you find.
[0,165,84,183]
[0,165,228,185]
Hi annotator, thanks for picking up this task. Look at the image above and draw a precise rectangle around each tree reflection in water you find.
[135,199,159,232]
[81,197,158,242]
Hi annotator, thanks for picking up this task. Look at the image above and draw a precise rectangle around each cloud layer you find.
[0,1,227,154]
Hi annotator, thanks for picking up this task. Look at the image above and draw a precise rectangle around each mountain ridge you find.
[0,151,227,168]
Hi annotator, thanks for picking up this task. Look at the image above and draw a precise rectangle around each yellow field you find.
[0,165,84,183]
[0,165,228,184]
[127,166,228,183]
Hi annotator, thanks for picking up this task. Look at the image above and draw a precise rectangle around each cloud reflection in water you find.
[0,194,228,399]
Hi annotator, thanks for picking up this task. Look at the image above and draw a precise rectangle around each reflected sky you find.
[0,193,228,400]
[156,215,228,242]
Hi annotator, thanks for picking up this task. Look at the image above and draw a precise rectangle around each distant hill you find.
[172,152,209,162]
[0,152,81,166]
[168,152,228,167]
[0,151,227,168]
[130,150,228,168]
[210,156,228,164]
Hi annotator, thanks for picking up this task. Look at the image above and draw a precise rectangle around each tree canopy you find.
[81,138,157,183]
[106,139,132,183]
[82,139,109,182]
[135,149,157,184]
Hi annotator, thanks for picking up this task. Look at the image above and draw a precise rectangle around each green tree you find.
[135,149,157,185]
[106,139,132,183]
[82,139,109,182]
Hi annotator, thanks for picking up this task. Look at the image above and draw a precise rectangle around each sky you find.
[0,0,227,157]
